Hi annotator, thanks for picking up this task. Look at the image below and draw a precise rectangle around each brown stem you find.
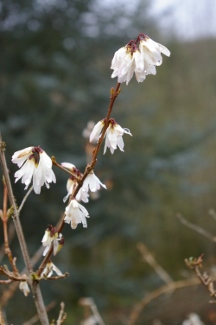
[36,83,121,277]
[2,181,19,274]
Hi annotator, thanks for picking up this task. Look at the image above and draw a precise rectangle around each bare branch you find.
[177,213,216,242]
[79,297,106,325]
[22,301,57,325]
[185,254,216,302]
[137,243,173,284]
[56,302,67,325]
[128,277,200,325]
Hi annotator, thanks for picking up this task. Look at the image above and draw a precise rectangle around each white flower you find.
[19,281,30,297]
[89,120,105,143]
[82,171,106,192]
[63,177,77,203]
[111,47,138,85]
[41,226,63,256]
[61,162,76,171]
[104,119,132,154]
[111,33,170,85]
[90,119,132,154]
[76,188,89,203]
[64,199,90,229]
[182,313,204,325]
[12,146,56,194]
[41,261,63,278]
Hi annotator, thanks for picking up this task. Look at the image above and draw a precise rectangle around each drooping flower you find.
[19,281,30,297]
[104,119,132,154]
[111,33,170,85]
[41,225,63,256]
[61,162,89,203]
[12,146,56,194]
[82,171,107,192]
[64,199,89,229]
[90,118,132,154]
[41,261,63,278]
[89,120,105,143]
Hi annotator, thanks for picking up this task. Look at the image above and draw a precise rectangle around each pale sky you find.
[97,0,216,40]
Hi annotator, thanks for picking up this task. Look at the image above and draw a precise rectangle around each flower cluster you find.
[61,162,106,229]
[12,146,56,194]
[111,33,170,85]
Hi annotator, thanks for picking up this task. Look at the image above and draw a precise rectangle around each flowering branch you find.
[0,33,170,324]
[36,83,121,277]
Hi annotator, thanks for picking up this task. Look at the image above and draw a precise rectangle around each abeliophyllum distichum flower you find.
[90,118,132,154]
[111,33,170,85]
[12,146,56,194]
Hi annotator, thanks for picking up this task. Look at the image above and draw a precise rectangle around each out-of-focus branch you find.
[177,213,216,242]
[185,254,216,303]
[22,301,57,325]
[137,243,173,284]
[56,302,67,325]
[79,297,106,325]
[128,277,200,325]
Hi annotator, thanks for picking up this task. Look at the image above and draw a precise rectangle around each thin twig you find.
[22,301,57,325]
[185,254,216,302]
[18,186,33,213]
[79,297,106,325]
[0,266,27,282]
[56,302,67,325]
[1,179,19,275]
[209,209,216,222]
[137,243,173,284]
[128,277,200,325]
[177,213,216,242]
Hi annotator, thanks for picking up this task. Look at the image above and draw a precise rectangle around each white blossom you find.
[64,199,89,229]
[76,188,89,203]
[90,119,132,154]
[19,281,30,297]
[41,226,63,256]
[104,119,132,154]
[182,313,204,325]
[89,120,105,143]
[111,33,170,85]
[82,171,106,192]
[61,162,76,171]
[12,146,56,194]
[111,47,138,85]
[41,262,63,278]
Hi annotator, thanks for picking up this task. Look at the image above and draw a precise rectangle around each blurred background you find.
[1,0,216,324]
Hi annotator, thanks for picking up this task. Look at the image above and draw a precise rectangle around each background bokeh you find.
[1,0,216,324]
